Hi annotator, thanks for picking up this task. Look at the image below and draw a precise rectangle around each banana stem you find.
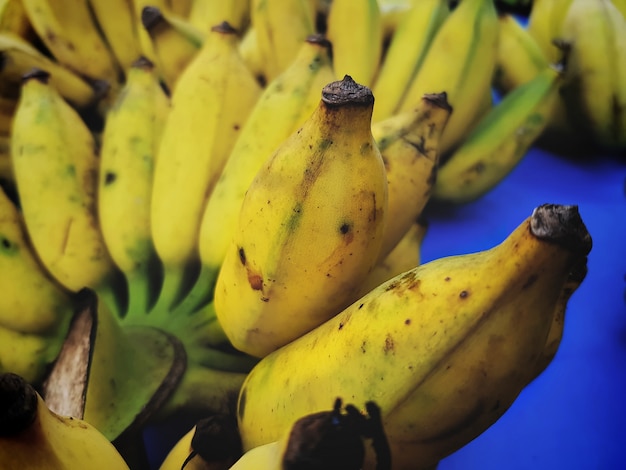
[170,264,219,315]
[150,263,199,316]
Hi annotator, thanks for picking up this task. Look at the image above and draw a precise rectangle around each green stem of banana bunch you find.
[94,271,128,320]
[149,263,199,317]
[122,255,164,320]
[169,264,220,316]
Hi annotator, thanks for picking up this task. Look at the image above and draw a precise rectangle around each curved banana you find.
[0,32,99,108]
[141,5,204,92]
[372,92,451,260]
[10,69,125,314]
[21,0,120,84]
[236,204,592,470]
[98,57,170,318]
[150,21,261,315]
[238,25,265,84]
[371,0,449,122]
[187,0,250,33]
[398,0,499,156]
[559,0,626,150]
[250,0,316,82]
[326,0,382,87]
[178,33,335,315]
[214,76,388,358]
[433,64,564,204]
[0,372,131,469]
[527,0,574,64]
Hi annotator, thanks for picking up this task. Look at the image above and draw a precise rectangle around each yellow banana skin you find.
[433,64,563,204]
[214,76,388,358]
[179,34,335,314]
[372,92,451,260]
[236,204,592,469]
[371,0,450,122]
[10,70,123,313]
[187,0,250,33]
[559,0,626,149]
[0,373,131,469]
[527,0,574,64]
[398,0,499,156]
[0,0,33,39]
[326,0,382,87]
[98,57,170,318]
[150,21,261,314]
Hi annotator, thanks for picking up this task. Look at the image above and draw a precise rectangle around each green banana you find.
[236,204,592,470]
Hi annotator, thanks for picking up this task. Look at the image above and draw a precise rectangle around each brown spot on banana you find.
[238,246,265,293]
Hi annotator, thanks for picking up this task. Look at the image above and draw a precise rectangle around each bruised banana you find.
[215,76,388,358]
[0,372,130,469]
[150,21,261,315]
[236,204,592,470]
[10,69,125,315]
[178,33,335,314]
[433,64,564,204]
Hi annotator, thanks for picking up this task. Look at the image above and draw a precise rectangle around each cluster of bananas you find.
[0,0,605,468]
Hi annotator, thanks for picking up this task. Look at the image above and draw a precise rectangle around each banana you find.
[372,92,452,260]
[0,372,131,469]
[236,204,592,470]
[231,398,390,470]
[0,32,100,108]
[0,0,33,39]
[98,57,170,318]
[177,33,335,315]
[132,0,170,63]
[378,0,414,40]
[527,0,574,64]
[612,0,626,17]
[149,21,261,315]
[141,5,204,92]
[214,76,388,358]
[21,0,121,84]
[238,25,265,84]
[168,0,192,18]
[398,0,499,156]
[159,414,242,470]
[433,64,564,204]
[10,69,125,315]
[250,0,316,82]
[559,0,626,150]
[371,0,449,122]
[187,0,250,33]
[326,0,383,87]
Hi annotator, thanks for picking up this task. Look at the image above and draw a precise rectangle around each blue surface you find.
[424,147,626,469]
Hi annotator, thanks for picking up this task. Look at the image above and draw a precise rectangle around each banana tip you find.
[322,75,374,107]
[530,204,592,254]
[0,373,38,437]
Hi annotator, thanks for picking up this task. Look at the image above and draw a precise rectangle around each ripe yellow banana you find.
[236,204,592,470]
[238,25,265,84]
[0,0,33,39]
[371,0,449,122]
[141,5,204,92]
[559,0,626,150]
[0,32,99,108]
[434,64,564,204]
[527,0,574,64]
[187,0,250,33]
[21,0,120,84]
[214,76,388,358]
[132,0,170,63]
[0,372,131,469]
[250,0,316,82]
[10,69,125,315]
[150,21,261,315]
[398,0,499,156]
[326,0,383,87]
[98,57,170,318]
[372,92,452,260]
[178,33,335,315]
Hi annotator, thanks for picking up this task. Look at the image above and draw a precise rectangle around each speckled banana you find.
[371,0,449,122]
[98,57,170,318]
[10,69,125,315]
[214,76,388,358]
[372,92,452,260]
[249,0,316,82]
[150,21,261,315]
[177,33,335,315]
[21,0,120,84]
[434,64,564,204]
[559,0,626,150]
[0,186,75,383]
[235,204,592,470]
[326,0,382,87]
[0,372,131,469]
[398,0,499,156]
[141,5,204,92]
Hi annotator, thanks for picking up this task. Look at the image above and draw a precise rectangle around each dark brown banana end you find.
[182,413,242,469]
[0,373,38,438]
[423,92,453,114]
[530,204,593,254]
[141,6,165,31]
[322,75,374,108]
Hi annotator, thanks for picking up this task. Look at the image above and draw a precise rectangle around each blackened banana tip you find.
[530,204,593,254]
[141,6,164,30]
[423,92,453,113]
[191,414,242,462]
[211,21,238,35]
[0,373,38,438]
[322,75,374,107]
[305,33,332,50]
[22,67,50,84]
